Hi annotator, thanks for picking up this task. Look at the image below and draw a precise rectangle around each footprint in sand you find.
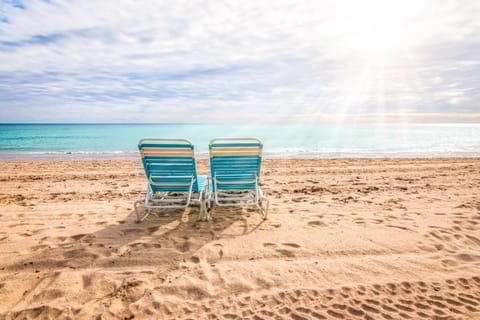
[29,244,49,252]
[466,235,480,245]
[63,248,99,260]
[455,253,480,262]
[70,234,87,241]
[122,228,144,235]
[262,242,301,258]
[31,289,63,303]
[307,220,326,227]
[9,223,28,227]
[275,243,301,257]
[55,236,67,242]
[282,243,301,248]
[386,224,411,231]
[82,274,93,288]
[20,232,33,237]
[353,218,366,224]
[147,226,160,233]
[263,243,276,248]
[175,240,191,253]
[129,242,160,250]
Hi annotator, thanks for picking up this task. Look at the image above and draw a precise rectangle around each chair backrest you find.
[209,138,263,191]
[138,138,200,192]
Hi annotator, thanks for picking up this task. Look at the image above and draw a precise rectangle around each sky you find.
[0,0,480,123]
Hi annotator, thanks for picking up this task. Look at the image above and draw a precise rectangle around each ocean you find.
[1,123,479,159]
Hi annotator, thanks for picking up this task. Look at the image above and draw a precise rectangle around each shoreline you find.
[1,152,480,161]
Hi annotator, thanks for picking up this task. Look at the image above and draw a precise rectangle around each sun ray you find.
[295,0,439,152]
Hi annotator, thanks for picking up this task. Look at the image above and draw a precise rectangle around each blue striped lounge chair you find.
[205,137,269,220]
[134,138,208,222]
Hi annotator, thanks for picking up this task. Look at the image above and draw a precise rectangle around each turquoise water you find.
[1,123,479,159]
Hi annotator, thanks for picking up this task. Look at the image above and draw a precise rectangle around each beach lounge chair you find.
[134,138,208,222]
[205,138,269,220]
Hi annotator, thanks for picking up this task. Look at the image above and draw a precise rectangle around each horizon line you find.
[1,122,480,125]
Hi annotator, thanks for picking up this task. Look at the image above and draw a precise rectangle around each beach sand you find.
[0,158,479,319]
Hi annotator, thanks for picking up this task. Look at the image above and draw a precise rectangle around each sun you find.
[334,0,421,61]
[349,23,402,61]
[306,0,427,124]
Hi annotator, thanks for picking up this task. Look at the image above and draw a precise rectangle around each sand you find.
[0,158,480,319]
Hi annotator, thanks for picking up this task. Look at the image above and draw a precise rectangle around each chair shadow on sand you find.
[5,203,266,318]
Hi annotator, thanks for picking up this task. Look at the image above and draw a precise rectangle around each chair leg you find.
[205,199,214,221]
[259,197,269,219]
[199,198,208,221]
[203,181,213,221]
[134,199,151,222]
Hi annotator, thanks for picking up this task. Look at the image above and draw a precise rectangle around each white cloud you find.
[0,0,479,122]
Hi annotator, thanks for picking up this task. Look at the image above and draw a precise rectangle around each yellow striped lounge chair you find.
[205,138,269,220]
[134,138,207,222]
